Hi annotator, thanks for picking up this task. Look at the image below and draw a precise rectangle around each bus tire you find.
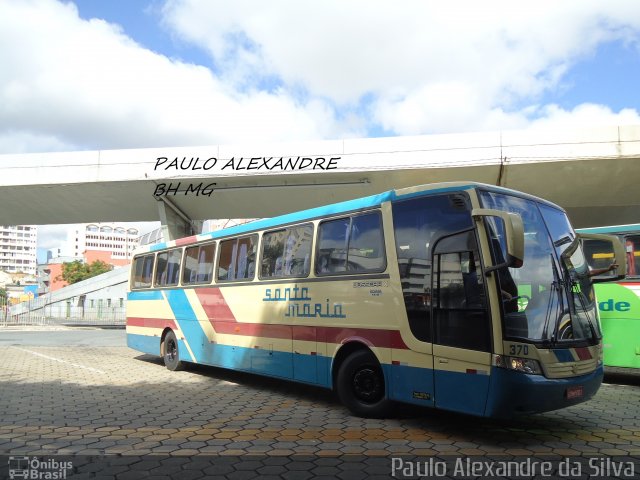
[336,349,390,418]
[162,330,185,371]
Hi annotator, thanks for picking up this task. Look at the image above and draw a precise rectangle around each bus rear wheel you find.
[337,350,390,418]
[162,331,185,371]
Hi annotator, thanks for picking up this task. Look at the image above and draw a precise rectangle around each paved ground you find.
[0,326,126,345]
[0,329,639,479]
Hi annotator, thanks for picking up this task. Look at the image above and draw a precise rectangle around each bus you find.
[126,182,623,418]
[577,224,640,371]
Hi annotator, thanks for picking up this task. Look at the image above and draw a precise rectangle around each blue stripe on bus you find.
[177,338,195,363]
[392,184,474,202]
[141,185,483,252]
[139,183,566,255]
[127,333,160,355]
[146,190,395,253]
[387,364,435,407]
[209,190,396,238]
[200,339,332,386]
[317,355,332,388]
[164,289,206,363]
[128,290,164,301]
[434,369,489,416]
[552,349,575,362]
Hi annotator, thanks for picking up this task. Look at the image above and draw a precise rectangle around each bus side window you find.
[217,239,234,281]
[132,254,154,289]
[155,249,182,287]
[183,243,216,285]
[217,235,258,282]
[262,229,286,278]
[317,218,350,273]
[142,256,154,287]
[261,225,313,279]
[316,212,384,275]
[348,213,385,272]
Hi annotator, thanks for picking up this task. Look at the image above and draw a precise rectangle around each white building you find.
[0,225,38,275]
[68,223,140,261]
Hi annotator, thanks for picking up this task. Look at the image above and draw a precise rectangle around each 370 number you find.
[509,344,529,356]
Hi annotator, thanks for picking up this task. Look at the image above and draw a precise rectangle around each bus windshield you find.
[480,191,600,345]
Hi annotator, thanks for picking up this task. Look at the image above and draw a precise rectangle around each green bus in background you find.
[578,224,640,371]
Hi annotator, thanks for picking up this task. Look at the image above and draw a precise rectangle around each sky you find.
[1,0,640,259]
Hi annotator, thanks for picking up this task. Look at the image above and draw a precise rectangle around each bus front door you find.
[431,240,492,416]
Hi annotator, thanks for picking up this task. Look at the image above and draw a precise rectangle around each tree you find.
[0,287,6,301]
[57,260,113,285]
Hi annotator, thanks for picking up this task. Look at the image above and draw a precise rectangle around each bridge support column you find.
[156,198,202,242]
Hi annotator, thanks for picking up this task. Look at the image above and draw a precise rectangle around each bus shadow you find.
[604,369,640,386]
[134,352,584,446]
[133,354,340,407]
[396,401,598,448]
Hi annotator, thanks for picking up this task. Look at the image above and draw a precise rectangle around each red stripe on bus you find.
[574,347,592,361]
[209,322,408,349]
[214,321,293,339]
[127,317,177,331]
[321,327,408,349]
[192,287,409,350]
[196,288,237,322]
[175,236,198,247]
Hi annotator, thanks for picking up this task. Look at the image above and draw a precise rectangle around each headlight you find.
[495,355,542,375]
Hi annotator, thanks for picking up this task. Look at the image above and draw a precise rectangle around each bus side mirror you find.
[472,208,524,273]
[578,233,626,282]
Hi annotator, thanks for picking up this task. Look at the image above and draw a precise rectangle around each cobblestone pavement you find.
[1,345,639,479]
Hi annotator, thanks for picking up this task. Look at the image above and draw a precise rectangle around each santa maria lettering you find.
[263,286,346,319]
[154,156,340,172]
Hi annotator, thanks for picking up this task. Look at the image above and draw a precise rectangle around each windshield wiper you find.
[561,254,599,343]
[542,253,564,346]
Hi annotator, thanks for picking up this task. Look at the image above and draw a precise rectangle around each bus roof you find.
[137,181,561,254]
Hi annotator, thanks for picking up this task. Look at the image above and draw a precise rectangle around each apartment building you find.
[0,225,38,275]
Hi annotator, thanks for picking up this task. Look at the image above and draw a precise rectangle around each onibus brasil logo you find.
[8,457,73,479]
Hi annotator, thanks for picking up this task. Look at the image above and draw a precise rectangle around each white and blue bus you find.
[126,182,621,418]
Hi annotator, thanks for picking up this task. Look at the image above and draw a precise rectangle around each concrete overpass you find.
[1,125,639,240]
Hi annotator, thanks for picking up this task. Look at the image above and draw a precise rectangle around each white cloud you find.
[0,0,350,154]
[0,130,77,154]
[37,225,72,252]
[162,0,640,134]
[528,103,640,130]
[0,0,639,156]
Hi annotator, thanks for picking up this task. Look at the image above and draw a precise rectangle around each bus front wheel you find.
[162,331,185,371]
[336,350,390,418]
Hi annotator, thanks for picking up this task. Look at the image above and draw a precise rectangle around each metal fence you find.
[1,297,126,327]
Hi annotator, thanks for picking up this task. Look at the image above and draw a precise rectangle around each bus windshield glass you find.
[480,191,599,345]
